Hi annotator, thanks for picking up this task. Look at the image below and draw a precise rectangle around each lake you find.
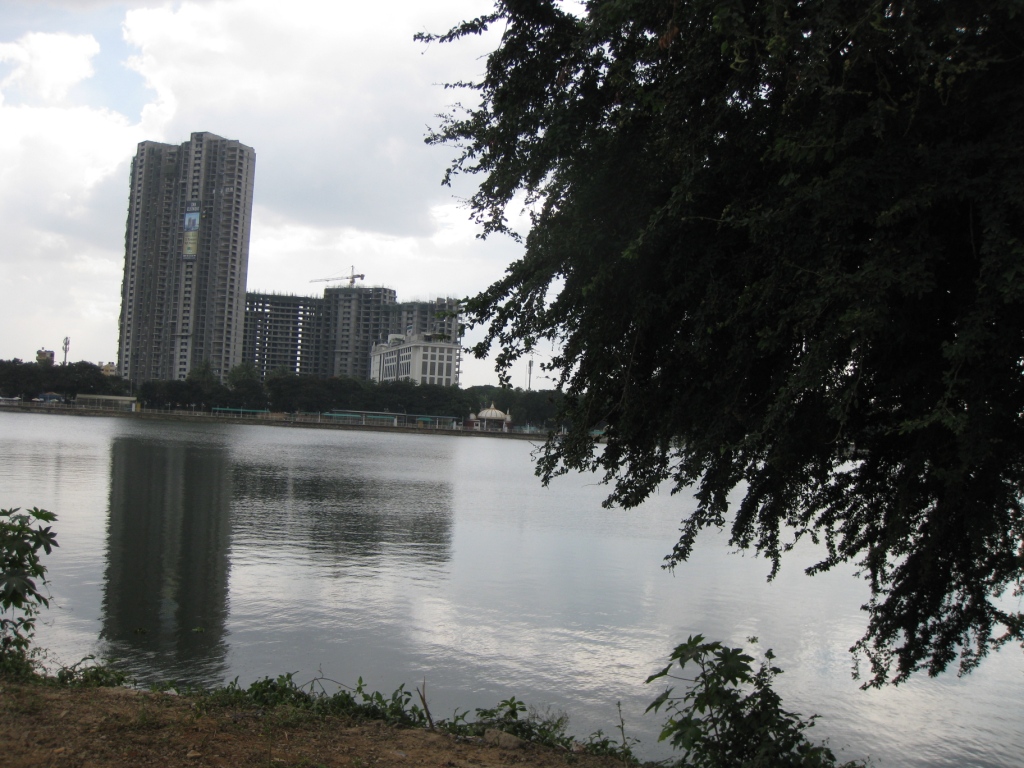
[1,411,1021,765]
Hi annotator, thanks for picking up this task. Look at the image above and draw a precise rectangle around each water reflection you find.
[5,412,1019,767]
[101,437,231,682]
[231,460,453,565]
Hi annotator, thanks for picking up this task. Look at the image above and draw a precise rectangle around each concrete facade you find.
[242,289,461,383]
[320,286,398,379]
[243,292,325,378]
[118,132,255,384]
[370,332,462,387]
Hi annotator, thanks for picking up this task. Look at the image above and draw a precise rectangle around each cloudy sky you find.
[0,0,549,388]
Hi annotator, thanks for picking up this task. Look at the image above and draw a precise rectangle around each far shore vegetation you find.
[0,358,562,427]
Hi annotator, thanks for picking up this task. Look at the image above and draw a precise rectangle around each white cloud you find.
[0,0,535,384]
[0,102,143,275]
[121,0,500,235]
[0,30,144,363]
[246,202,520,303]
[0,32,100,103]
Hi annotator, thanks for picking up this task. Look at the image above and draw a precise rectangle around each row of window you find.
[422,361,453,377]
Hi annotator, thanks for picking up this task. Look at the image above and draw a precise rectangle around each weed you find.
[55,655,130,688]
[436,695,578,752]
[184,672,641,761]
[581,702,640,763]
[192,673,429,729]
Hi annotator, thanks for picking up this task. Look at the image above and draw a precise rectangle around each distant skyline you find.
[0,0,551,388]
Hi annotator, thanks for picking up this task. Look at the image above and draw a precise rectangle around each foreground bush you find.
[647,635,865,768]
[0,507,58,678]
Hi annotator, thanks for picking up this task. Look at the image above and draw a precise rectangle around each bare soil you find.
[0,682,629,768]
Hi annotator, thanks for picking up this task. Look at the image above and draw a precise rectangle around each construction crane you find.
[310,266,365,287]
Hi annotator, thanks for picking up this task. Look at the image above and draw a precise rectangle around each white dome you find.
[477,402,507,420]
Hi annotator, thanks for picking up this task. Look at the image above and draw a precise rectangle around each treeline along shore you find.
[0,400,549,439]
[0,358,564,437]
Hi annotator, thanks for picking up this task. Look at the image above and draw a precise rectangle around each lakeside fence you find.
[2,400,551,436]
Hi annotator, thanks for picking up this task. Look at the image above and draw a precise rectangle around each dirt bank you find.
[0,682,632,768]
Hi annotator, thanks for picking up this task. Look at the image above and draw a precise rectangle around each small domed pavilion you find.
[466,402,513,432]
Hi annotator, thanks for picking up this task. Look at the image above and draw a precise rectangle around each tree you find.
[423,0,1024,686]
[226,363,268,410]
[185,360,230,409]
[265,367,304,412]
[45,361,127,398]
[0,359,43,400]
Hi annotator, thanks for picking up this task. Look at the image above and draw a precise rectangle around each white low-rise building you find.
[370,333,461,387]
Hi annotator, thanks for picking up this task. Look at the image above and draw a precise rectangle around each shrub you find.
[647,636,865,768]
[0,507,58,678]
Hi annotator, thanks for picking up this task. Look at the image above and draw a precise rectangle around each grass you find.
[166,672,645,764]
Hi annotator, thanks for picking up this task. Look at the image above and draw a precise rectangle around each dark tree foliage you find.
[469,385,564,427]
[46,362,129,398]
[140,367,547,417]
[0,359,128,399]
[138,362,231,409]
[226,363,269,410]
[0,360,43,399]
[422,0,1024,685]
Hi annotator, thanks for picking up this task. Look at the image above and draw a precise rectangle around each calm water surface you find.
[1,411,1022,766]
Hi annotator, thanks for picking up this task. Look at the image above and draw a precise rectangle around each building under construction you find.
[242,288,461,384]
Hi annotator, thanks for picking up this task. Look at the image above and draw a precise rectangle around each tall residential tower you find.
[118,132,255,384]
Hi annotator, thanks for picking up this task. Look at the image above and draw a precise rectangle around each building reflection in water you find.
[101,436,231,684]
[230,460,454,567]
[100,431,455,685]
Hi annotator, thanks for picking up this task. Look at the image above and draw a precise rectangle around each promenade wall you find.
[0,402,544,441]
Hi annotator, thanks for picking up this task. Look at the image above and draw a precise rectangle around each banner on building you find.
[182,201,200,261]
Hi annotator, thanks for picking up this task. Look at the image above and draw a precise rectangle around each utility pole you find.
[62,337,70,365]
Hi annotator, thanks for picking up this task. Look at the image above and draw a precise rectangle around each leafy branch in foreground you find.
[426,0,1024,686]
[647,636,866,768]
[1,507,58,678]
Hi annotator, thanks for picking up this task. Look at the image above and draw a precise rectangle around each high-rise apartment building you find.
[320,285,398,379]
[242,292,326,378]
[386,297,460,342]
[118,132,255,384]
[240,288,462,384]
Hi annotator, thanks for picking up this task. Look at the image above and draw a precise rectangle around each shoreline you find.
[0,403,544,441]
[0,679,632,768]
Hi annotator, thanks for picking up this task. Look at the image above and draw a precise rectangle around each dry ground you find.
[0,682,632,768]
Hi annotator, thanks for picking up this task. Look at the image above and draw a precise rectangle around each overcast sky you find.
[0,0,551,388]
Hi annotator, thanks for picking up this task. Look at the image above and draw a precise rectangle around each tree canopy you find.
[422,0,1024,686]
[0,359,128,399]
